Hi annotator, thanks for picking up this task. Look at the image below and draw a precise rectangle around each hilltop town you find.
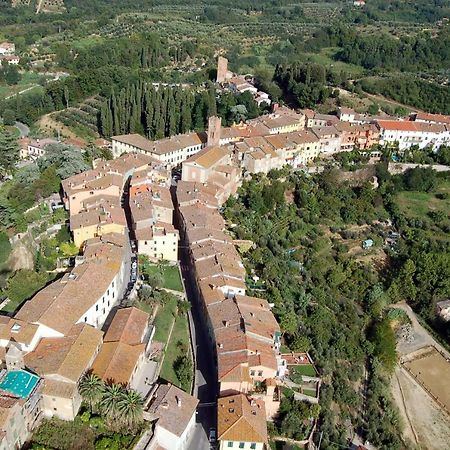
[0,1,449,448]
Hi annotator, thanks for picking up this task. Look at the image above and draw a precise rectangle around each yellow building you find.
[135,223,179,262]
[70,204,127,248]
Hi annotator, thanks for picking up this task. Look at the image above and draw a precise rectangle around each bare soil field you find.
[403,347,450,415]
[392,366,450,450]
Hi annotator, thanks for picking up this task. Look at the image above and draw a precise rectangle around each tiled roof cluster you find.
[176,175,281,445]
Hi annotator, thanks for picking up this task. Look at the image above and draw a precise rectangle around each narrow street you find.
[179,236,218,449]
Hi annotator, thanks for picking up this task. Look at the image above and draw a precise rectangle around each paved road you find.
[179,241,217,449]
[14,121,30,137]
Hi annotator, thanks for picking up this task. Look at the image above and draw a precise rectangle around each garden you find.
[139,257,184,292]
[30,374,145,450]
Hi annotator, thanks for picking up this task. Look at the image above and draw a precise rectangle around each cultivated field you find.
[403,346,450,415]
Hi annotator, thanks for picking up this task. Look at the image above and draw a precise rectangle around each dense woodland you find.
[224,165,450,449]
[357,76,450,115]
[306,26,450,71]
[99,80,263,138]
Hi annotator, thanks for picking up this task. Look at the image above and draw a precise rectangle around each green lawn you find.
[159,312,191,392]
[145,264,184,292]
[152,296,178,344]
[302,388,317,397]
[289,364,317,383]
[303,47,365,77]
[396,183,450,220]
[0,72,47,100]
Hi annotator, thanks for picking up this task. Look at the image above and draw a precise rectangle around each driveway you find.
[392,302,450,358]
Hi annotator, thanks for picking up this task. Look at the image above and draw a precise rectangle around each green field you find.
[159,312,191,392]
[396,182,450,220]
[145,264,184,292]
[289,364,317,383]
[0,72,47,100]
[152,296,178,344]
[303,47,365,77]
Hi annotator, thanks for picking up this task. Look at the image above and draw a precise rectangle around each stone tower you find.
[216,56,229,83]
[207,116,222,147]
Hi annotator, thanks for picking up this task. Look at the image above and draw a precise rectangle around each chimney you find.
[176,396,182,407]
[207,116,222,147]
[271,103,279,113]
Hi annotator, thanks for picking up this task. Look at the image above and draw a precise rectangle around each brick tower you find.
[207,116,222,147]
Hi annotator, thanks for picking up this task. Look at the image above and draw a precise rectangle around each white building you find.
[111,132,207,165]
[0,42,15,55]
[147,384,199,450]
[218,394,268,450]
[26,138,59,160]
[15,233,127,335]
[377,120,450,150]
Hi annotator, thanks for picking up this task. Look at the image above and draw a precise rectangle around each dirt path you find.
[38,112,78,139]
[364,92,426,113]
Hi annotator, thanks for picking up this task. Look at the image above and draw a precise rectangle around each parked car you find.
[209,428,216,444]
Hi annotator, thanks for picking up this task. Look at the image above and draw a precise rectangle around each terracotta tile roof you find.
[218,353,249,381]
[197,281,226,307]
[148,384,199,437]
[207,299,242,332]
[103,307,149,345]
[377,120,446,133]
[414,112,450,125]
[180,204,225,231]
[191,240,238,262]
[42,379,77,399]
[176,181,221,208]
[184,146,231,169]
[135,223,178,241]
[16,233,126,335]
[70,202,126,230]
[312,126,340,138]
[112,132,206,156]
[0,319,39,346]
[195,253,245,281]
[24,324,103,383]
[217,394,267,443]
[235,295,280,341]
[200,275,246,291]
[95,152,157,176]
[92,341,145,385]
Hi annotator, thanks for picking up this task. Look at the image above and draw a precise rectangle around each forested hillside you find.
[223,165,450,448]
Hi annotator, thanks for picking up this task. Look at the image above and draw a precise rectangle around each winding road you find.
[14,121,30,137]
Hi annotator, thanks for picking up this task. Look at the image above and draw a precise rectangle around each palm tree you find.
[117,389,144,432]
[79,373,104,413]
[99,383,125,429]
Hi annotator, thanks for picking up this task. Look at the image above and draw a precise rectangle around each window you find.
[239,443,245,449]
[95,305,99,311]
[227,443,233,448]
[84,317,87,322]
[258,371,263,377]
[250,444,256,450]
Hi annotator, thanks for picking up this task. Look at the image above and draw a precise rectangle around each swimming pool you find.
[0,370,40,399]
